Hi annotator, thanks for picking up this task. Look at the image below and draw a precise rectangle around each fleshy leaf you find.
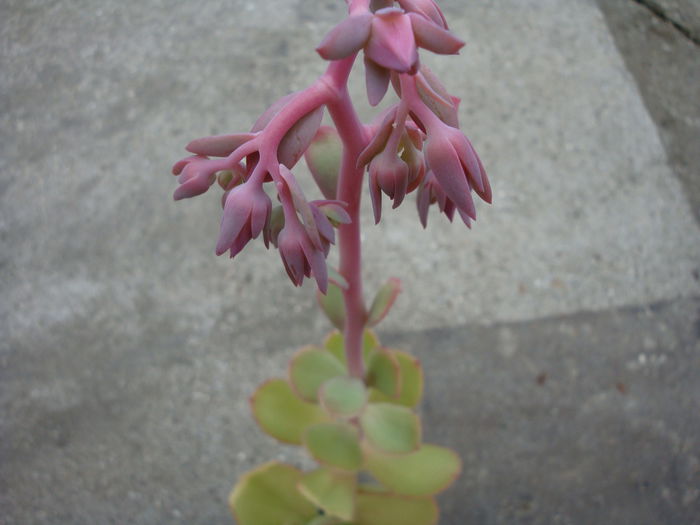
[367,277,402,327]
[304,422,363,471]
[252,92,297,133]
[392,349,424,407]
[360,403,421,454]
[416,69,459,127]
[297,468,357,521]
[328,267,349,290]
[251,379,328,444]
[365,348,401,398]
[289,347,346,403]
[305,127,342,200]
[408,12,464,55]
[365,444,461,496]
[186,133,256,157]
[324,330,380,368]
[229,462,317,525]
[317,282,346,331]
[354,491,438,525]
[319,376,368,419]
[279,106,325,169]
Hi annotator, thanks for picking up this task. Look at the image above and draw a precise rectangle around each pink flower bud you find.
[215,182,271,257]
[368,149,411,223]
[172,156,218,201]
[277,218,329,294]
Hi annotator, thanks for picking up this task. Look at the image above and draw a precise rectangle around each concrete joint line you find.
[631,0,700,45]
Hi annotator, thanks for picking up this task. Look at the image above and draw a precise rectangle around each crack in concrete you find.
[632,0,700,45]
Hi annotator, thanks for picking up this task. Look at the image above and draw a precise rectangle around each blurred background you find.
[1,0,699,523]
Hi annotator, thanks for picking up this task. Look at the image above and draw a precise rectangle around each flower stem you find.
[325,57,370,379]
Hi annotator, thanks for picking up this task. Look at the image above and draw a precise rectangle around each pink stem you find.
[324,56,370,379]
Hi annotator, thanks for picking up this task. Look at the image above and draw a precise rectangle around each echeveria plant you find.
[171,0,491,523]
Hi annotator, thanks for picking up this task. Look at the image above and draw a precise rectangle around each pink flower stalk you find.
[171,0,491,378]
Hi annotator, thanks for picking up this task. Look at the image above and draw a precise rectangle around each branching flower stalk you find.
[171,1,491,523]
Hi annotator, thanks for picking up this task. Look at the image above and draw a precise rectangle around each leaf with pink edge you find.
[365,444,461,496]
[367,277,402,327]
[305,127,342,200]
[289,347,346,403]
[279,106,325,169]
[354,491,438,525]
[304,422,363,471]
[360,403,420,454]
[317,282,346,331]
[186,132,256,157]
[365,348,400,399]
[392,349,424,407]
[319,376,368,419]
[229,462,317,525]
[297,468,357,521]
[251,379,328,444]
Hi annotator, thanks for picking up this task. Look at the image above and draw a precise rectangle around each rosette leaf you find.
[304,422,363,471]
[360,403,421,454]
[364,444,461,496]
[289,346,346,402]
[297,468,357,522]
[354,491,438,525]
[229,462,317,525]
[250,379,328,444]
[319,376,368,419]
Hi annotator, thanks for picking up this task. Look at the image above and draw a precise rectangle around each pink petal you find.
[316,13,373,60]
[366,10,419,73]
[357,106,398,168]
[365,57,391,107]
[409,13,464,55]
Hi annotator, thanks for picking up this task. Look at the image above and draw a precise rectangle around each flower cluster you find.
[171,0,490,293]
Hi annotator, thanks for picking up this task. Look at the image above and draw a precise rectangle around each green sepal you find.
[360,403,421,454]
[297,468,357,521]
[354,491,438,525]
[229,462,317,525]
[304,422,363,471]
[317,283,346,331]
[365,348,400,399]
[251,379,328,444]
[319,376,368,419]
[367,278,402,327]
[289,346,346,402]
[364,444,461,496]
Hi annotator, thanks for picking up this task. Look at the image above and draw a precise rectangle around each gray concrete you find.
[1,0,699,524]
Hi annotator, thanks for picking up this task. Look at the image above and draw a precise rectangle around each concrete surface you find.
[1,0,698,524]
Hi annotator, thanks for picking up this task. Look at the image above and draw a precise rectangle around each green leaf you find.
[304,422,363,471]
[319,376,368,419]
[297,468,356,521]
[328,267,349,290]
[289,346,346,402]
[365,444,461,496]
[354,491,438,525]
[360,403,421,454]
[365,348,400,399]
[367,278,402,327]
[251,379,328,444]
[392,350,423,407]
[317,283,346,331]
[304,126,342,200]
[229,462,317,525]
[324,330,379,369]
